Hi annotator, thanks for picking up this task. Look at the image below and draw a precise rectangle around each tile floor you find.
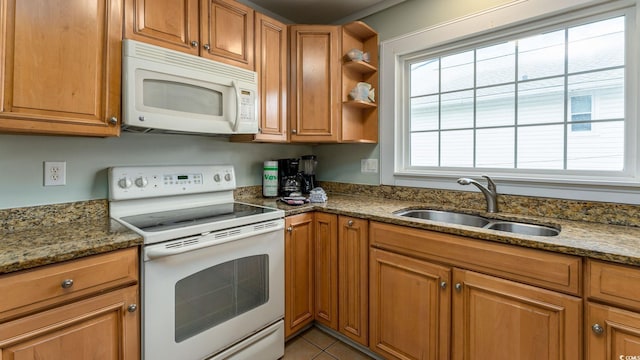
[283,327,375,360]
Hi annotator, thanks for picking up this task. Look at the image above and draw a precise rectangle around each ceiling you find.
[240,0,405,24]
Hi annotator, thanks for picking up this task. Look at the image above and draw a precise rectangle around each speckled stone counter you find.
[239,193,640,267]
[0,200,142,274]
[3,184,640,275]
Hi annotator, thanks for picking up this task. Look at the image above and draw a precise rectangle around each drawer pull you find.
[128,304,138,313]
[61,279,74,289]
[592,323,604,335]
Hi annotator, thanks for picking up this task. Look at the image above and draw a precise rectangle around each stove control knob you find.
[135,177,148,188]
[214,174,221,182]
[118,177,133,189]
[224,173,232,182]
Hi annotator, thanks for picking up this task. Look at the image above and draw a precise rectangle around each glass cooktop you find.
[120,202,276,233]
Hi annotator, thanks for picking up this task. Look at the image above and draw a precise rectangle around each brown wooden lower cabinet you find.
[0,286,139,360]
[338,215,369,346]
[286,213,369,346]
[586,260,640,360]
[0,248,139,360]
[286,217,640,360]
[369,248,451,360]
[586,302,640,359]
[452,268,582,360]
[314,212,338,330]
[284,213,315,337]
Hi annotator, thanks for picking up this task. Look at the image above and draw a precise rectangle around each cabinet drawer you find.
[370,222,581,295]
[0,248,138,321]
[587,259,640,311]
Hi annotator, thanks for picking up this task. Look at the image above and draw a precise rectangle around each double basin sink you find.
[394,209,559,237]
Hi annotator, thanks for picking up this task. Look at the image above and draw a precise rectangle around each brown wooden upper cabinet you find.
[0,0,122,137]
[231,13,288,142]
[125,0,254,70]
[289,25,341,143]
[289,22,379,143]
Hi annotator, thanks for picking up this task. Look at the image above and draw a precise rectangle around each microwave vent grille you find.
[126,40,256,84]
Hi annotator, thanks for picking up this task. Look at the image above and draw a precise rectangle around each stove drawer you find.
[0,247,138,321]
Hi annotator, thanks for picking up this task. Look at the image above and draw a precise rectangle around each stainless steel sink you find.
[394,209,490,227]
[484,222,559,237]
[394,209,559,237]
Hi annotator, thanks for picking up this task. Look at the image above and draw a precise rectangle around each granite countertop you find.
[240,194,640,267]
[2,191,640,275]
[0,208,143,275]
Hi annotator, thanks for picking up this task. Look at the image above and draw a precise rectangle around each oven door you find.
[141,220,284,360]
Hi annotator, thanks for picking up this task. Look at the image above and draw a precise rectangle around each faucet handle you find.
[481,175,497,191]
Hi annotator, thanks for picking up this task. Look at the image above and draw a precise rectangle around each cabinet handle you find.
[347,220,354,227]
[191,40,199,47]
[440,281,447,290]
[454,283,462,292]
[61,279,74,289]
[109,117,118,125]
[128,304,138,313]
[291,129,297,134]
[287,226,293,233]
[592,323,604,335]
[203,44,211,50]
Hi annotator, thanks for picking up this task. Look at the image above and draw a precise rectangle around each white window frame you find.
[379,0,640,204]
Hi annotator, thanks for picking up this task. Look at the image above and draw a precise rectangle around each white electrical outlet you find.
[44,161,66,186]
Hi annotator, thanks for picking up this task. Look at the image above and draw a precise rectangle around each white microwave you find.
[122,39,258,135]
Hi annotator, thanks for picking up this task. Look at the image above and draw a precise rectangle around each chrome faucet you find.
[457,175,498,213]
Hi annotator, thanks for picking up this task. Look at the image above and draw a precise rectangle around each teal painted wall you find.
[1,0,513,209]
[0,133,311,209]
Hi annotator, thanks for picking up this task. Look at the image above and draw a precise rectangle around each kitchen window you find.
[380,1,640,203]
[408,15,625,171]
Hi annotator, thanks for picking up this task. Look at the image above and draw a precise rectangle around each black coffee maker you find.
[277,158,301,196]
[299,155,317,194]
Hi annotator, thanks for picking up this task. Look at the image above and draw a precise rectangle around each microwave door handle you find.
[231,80,241,132]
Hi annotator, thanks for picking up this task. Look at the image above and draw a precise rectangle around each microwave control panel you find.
[237,89,257,133]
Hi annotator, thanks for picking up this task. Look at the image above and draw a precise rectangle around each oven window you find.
[174,255,269,343]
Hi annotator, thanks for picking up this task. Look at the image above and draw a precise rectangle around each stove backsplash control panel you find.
[108,165,235,200]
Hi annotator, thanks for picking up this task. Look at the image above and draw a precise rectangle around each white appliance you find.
[122,40,258,135]
[109,165,284,360]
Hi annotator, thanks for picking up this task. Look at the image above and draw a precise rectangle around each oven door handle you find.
[144,224,283,260]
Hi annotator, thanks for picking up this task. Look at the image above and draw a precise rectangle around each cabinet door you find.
[314,213,338,330]
[289,25,341,142]
[124,0,200,55]
[200,0,254,70]
[254,13,288,141]
[370,248,451,360]
[0,286,139,360]
[452,268,582,360]
[587,302,640,360]
[0,0,122,136]
[338,216,369,346]
[284,213,315,338]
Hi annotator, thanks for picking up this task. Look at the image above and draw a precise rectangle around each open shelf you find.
[343,100,377,109]
[343,60,377,74]
[340,21,379,144]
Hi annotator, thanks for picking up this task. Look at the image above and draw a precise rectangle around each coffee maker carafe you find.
[299,155,317,194]
[277,158,301,196]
